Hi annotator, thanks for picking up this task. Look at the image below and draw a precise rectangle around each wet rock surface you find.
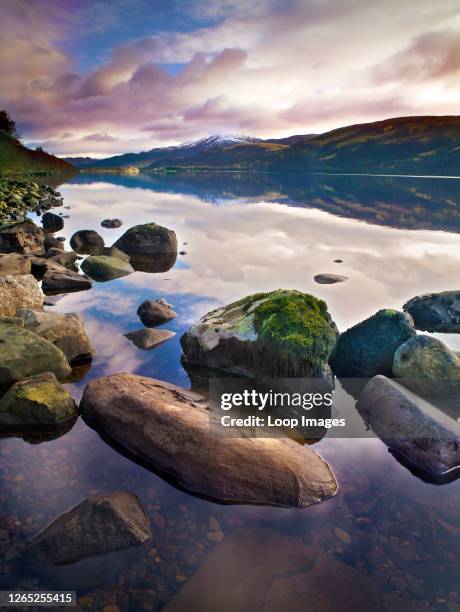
[81,254,134,282]
[80,373,337,508]
[393,335,460,380]
[25,491,150,565]
[41,264,92,295]
[0,274,44,316]
[124,328,176,350]
[137,298,177,327]
[404,290,460,333]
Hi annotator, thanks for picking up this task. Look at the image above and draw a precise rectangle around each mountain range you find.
[65,116,460,176]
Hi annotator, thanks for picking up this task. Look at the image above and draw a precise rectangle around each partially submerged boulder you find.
[181,289,338,379]
[113,222,177,257]
[101,218,122,228]
[81,254,134,282]
[314,274,348,285]
[357,375,460,476]
[42,212,64,233]
[16,309,94,366]
[0,274,44,316]
[41,264,92,295]
[393,335,460,380]
[124,328,175,350]
[70,229,104,255]
[0,253,31,276]
[330,309,415,378]
[404,290,460,333]
[137,298,176,327]
[0,372,77,426]
[0,326,71,394]
[25,491,150,565]
[0,221,45,255]
[80,373,337,508]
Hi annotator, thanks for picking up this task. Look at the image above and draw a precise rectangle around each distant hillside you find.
[63,156,95,167]
[0,134,74,174]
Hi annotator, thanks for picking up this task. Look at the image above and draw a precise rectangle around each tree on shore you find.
[0,110,19,139]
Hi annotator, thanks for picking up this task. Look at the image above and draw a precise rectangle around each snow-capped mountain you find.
[178,134,262,149]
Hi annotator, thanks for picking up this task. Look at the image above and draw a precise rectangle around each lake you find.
[1,172,459,610]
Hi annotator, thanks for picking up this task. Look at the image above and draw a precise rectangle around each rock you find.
[44,248,78,270]
[80,255,134,282]
[137,298,177,327]
[25,491,150,565]
[98,246,130,262]
[70,229,104,255]
[357,375,460,476]
[124,328,175,350]
[0,326,71,394]
[0,274,43,316]
[393,335,460,380]
[113,222,177,257]
[0,221,45,255]
[314,274,348,284]
[42,264,92,295]
[0,253,31,275]
[101,219,122,228]
[80,373,337,507]
[181,289,338,379]
[42,212,64,233]
[334,259,343,263]
[330,309,415,378]
[404,290,460,333]
[0,372,77,426]
[44,235,65,251]
[16,309,94,366]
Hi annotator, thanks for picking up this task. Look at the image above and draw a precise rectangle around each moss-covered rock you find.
[181,289,338,379]
[393,335,460,380]
[80,254,134,282]
[0,372,77,426]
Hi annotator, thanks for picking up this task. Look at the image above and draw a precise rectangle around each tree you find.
[0,110,18,138]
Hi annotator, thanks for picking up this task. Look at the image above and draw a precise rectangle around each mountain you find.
[63,156,96,167]
[0,134,74,174]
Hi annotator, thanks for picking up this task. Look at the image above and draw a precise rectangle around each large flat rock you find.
[80,373,337,508]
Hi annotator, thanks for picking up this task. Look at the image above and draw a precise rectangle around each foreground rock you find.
[404,290,460,333]
[181,289,338,380]
[42,212,64,233]
[0,253,31,276]
[0,274,44,316]
[101,218,122,228]
[70,229,104,255]
[113,222,177,257]
[357,375,460,476]
[0,372,77,426]
[393,335,460,380]
[314,273,348,284]
[0,326,71,394]
[80,373,337,507]
[25,491,150,565]
[44,234,65,251]
[137,298,176,327]
[17,309,94,366]
[41,264,92,295]
[124,328,175,350]
[81,254,134,282]
[330,309,415,377]
[0,221,45,255]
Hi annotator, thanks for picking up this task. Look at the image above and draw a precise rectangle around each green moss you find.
[16,381,70,406]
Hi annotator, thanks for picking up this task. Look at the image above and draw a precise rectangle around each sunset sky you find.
[2,0,460,157]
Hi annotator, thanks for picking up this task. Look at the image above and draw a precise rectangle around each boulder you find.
[393,335,460,380]
[0,253,31,276]
[16,309,94,366]
[330,309,415,378]
[42,212,64,233]
[44,249,78,270]
[0,274,43,316]
[80,255,134,282]
[124,328,175,350]
[0,326,71,394]
[357,375,460,476]
[80,373,337,508]
[137,298,176,327]
[403,290,460,333]
[0,221,45,255]
[113,222,177,257]
[41,264,92,295]
[181,289,338,379]
[70,229,104,255]
[98,246,130,262]
[44,235,65,251]
[25,491,150,565]
[314,274,348,284]
[101,219,122,228]
[0,372,77,426]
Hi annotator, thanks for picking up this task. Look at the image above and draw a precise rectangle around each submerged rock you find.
[16,309,94,366]
[113,222,177,257]
[0,326,71,394]
[137,298,176,327]
[0,221,45,255]
[101,218,122,228]
[41,264,92,295]
[330,309,415,378]
[393,335,460,380]
[181,289,338,380]
[314,273,348,284]
[80,373,337,508]
[70,229,104,255]
[357,375,460,476]
[0,372,77,426]
[124,328,175,350]
[404,290,460,333]
[81,254,134,282]
[25,491,150,565]
[0,253,31,276]
[42,212,64,233]
[0,274,44,316]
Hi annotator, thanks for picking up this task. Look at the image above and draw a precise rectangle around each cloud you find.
[83,132,118,142]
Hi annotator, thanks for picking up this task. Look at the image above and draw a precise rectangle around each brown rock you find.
[0,221,45,255]
[137,298,176,327]
[0,274,43,316]
[0,253,31,276]
[42,264,92,295]
[124,328,175,350]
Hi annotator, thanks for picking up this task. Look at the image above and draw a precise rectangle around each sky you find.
[1,0,460,157]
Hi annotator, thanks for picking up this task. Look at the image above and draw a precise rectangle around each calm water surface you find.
[1,173,459,610]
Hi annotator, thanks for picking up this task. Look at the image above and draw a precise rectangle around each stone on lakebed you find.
[80,373,337,508]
